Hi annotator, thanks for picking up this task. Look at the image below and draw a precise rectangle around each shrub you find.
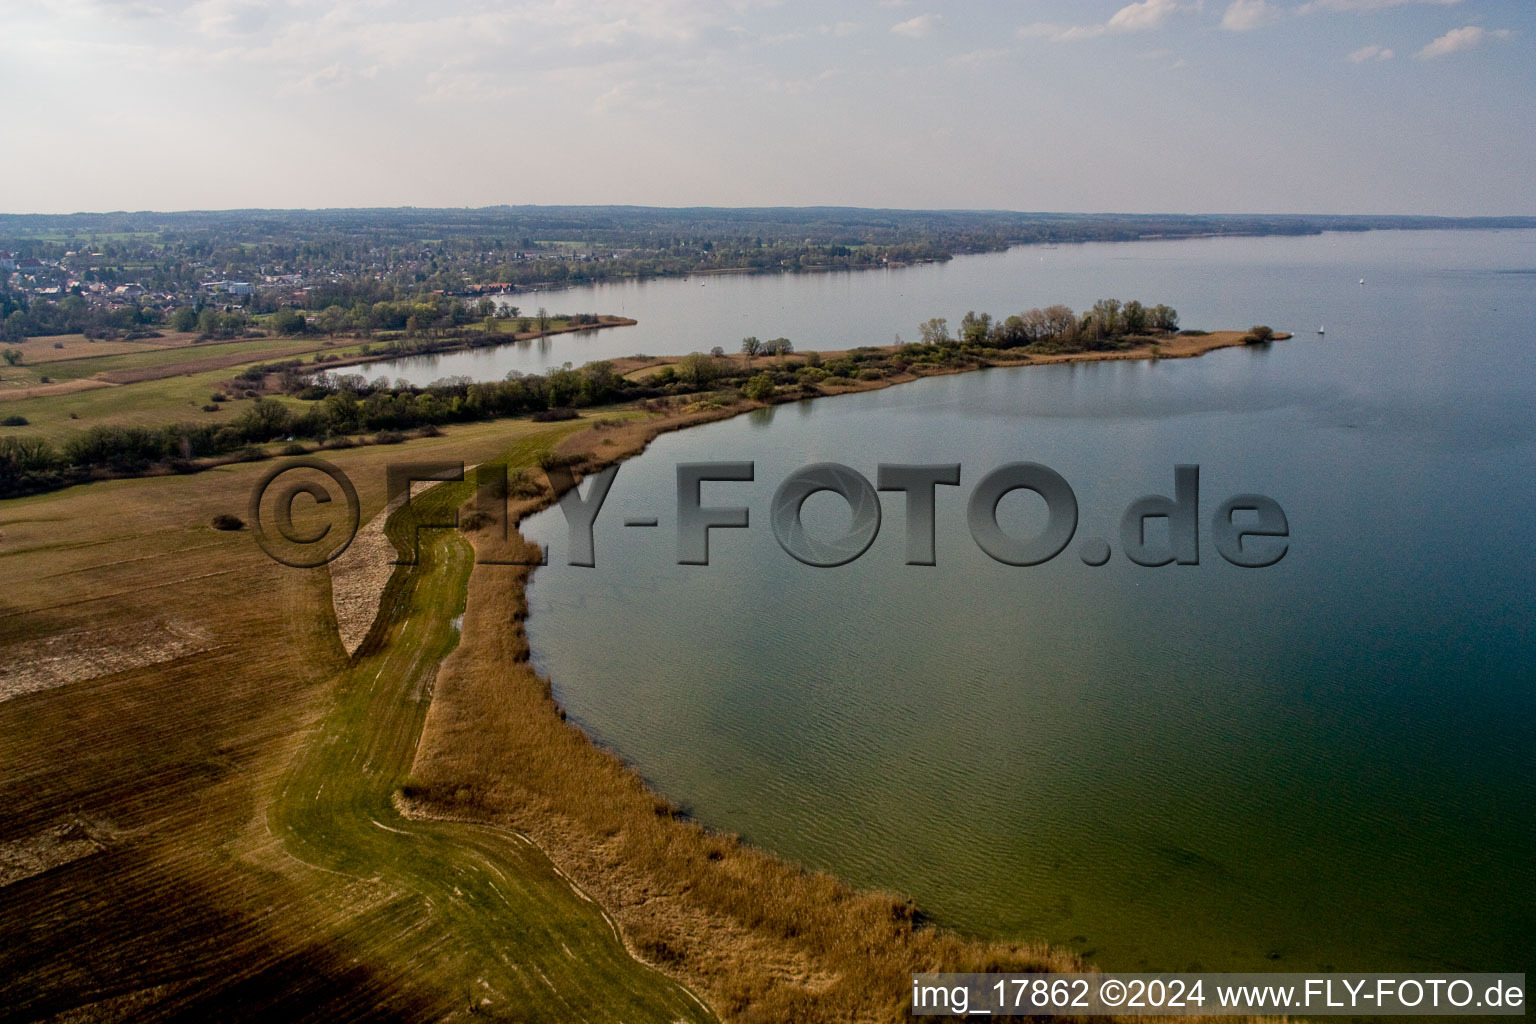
[856,368,884,381]
[536,450,588,472]
[1,416,28,427]
[531,407,579,422]
[202,404,221,412]
[1247,324,1275,343]
[210,513,245,531]
[459,510,495,532]
[1178,329,1208,337]
[507,469,544,498]
[281,442,307,456]
[743,373,775,401]
[373,430,407,445]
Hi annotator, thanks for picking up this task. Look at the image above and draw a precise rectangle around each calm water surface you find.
[511,230,1533,972]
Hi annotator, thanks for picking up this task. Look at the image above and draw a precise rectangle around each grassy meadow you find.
[0,417,717,1021]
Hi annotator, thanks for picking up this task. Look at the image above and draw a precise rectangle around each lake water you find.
[341,230,1527,384]
[514,230,1535,973]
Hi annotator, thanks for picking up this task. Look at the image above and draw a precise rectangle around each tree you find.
[744,372,774,401]
[2,348,22,366]
[710,346,725,358]
[918,317,950,345]
[316,305,347,337]
[1122,300,1149,334]
[536,306,549,331]
[170,306,198,332]
[1089,298,1122,340]
[676,352,723,388]
[1152,304,1179,332]
[959,311,992,346]
[1042,305,1076,340]
[270,308,307,336]
[740,336,762,362]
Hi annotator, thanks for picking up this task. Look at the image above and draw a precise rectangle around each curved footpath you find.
[272,432,715,1022]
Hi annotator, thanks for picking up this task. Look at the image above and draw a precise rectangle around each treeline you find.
[0,295,1184,497]
[921,298,1179,353]
[1,289,161,340]
[0,362,638,496]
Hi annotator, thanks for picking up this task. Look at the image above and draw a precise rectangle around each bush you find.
[281,442,308,456]
[210,513,245,531]
[743,373,775,401]
[373,430,407,445]
[856,368,884,381]
[1247,324,1275,343]
[210,392,227,403]
[536,450,588,472]
[1,416,28,427]
[459,510,495,532]
[507,469,545,498]
[531,407,579,422]
[1178,329,1208,337]
[202,404,221,412]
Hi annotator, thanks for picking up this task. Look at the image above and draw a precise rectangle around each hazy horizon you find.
[4,204,1535,219]
[4,1,1533,217]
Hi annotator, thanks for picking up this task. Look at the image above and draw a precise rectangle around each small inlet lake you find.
[505,230,1528,972]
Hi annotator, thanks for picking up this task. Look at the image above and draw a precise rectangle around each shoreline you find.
[316,315,638,376]
[399,327,1282,1020]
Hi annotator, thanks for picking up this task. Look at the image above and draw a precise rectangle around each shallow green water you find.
[520,230,1535,972]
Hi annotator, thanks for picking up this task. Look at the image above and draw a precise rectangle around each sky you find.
[2,0,1533,216]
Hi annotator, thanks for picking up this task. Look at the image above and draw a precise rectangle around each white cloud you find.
[1300,0,1462,12]
[1106,0,1180,32]
[1221,0,1284,32]
[1347,43,1394,61]
[188,0,272,38]
[1416,25,1510,59]
[819,21,859,38]
[1019,0,1181,43]
[891,13,937,38]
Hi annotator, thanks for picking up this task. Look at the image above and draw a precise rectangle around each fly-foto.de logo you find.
[247,458,1288,571]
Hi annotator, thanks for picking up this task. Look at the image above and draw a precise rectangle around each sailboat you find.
[1317,326,1326,335]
